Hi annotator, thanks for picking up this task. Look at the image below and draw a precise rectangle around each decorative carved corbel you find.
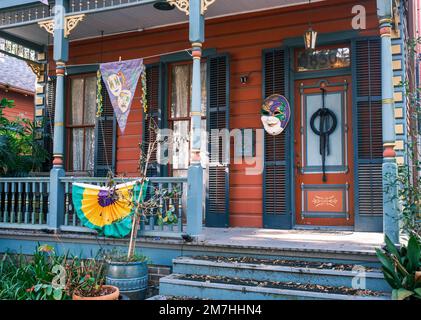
[38,19,54,36]
[167,0,189,15]
[38,14,85,38]
[201,0,216,14]
[167,0,216,15]
[26,61,45,79]
[65,14,85,37]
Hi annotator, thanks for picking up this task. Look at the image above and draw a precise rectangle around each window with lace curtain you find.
[169,62,207,178]
[66,74,97,174]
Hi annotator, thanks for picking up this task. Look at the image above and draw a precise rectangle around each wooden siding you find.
[0,87,34,121]
[56,0,380,228]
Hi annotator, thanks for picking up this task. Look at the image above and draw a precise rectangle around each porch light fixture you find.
[304,25,318,51]
[304,0,317,50]
[153,0,175,11]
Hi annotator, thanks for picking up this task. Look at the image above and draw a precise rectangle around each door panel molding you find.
[299,80,349,174]
[294,75,354,227]
[300,183,349,220]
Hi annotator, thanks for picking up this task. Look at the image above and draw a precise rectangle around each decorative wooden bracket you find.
[201,0,216,14]
[26,61,45,79]
[38,14,85,38]
[38,19,54,35]
[65,14,85,37]
[167,0,216,15]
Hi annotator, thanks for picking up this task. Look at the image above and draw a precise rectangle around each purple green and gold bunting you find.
[72,180,148,238]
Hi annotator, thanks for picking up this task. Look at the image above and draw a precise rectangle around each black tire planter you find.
[106,261,148,300]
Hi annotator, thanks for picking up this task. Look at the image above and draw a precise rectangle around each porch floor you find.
[202,228,384,254]
[0,227,385,261]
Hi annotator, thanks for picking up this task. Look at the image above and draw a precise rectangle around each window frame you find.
[167,60,207,177]
[65,72,97,173]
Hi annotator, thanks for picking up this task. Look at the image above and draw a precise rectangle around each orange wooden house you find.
[0,0,418,244]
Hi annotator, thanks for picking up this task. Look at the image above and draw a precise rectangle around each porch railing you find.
[0,0,155,28]
[0,177,50,229]
[0,176,187,238]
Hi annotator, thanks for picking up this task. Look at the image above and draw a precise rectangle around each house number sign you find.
[297,47,350,72]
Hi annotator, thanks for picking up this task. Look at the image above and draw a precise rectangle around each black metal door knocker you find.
[310,87,337,182]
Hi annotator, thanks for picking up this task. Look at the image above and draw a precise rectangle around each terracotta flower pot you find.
[72,285,120,301]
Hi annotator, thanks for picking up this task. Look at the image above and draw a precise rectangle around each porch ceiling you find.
[1,0,324,46]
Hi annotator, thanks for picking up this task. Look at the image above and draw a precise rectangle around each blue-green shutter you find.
[45,76,56,170]
[143,64,161,177]
[95,78,117,177]
[206,54,230,227]
[262,48,291,229]
[354,38,383,231]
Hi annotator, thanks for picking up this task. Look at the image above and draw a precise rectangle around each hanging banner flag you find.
[100,58,144,134]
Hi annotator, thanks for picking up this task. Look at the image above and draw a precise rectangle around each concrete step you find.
[159,274,390,300]
[172,256,389,292]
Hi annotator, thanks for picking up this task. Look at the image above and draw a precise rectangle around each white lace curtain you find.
[170,63,207,176]
[70,76,96,172]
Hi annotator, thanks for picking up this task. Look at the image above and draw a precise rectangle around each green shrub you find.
[0,245,106,300]
[0,98,48,176]
[0,246,68,300]
[376,235,421,300]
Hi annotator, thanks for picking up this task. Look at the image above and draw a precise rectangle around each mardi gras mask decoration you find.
[100,59,144,134]
[118,90,132,113]
[107,73,123,97]
[261,94,291,136]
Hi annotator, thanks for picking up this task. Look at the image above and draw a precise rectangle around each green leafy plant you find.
[65,258,107,298]
[395,149,421,241]
[376,235,421,300]
[406,36,421,58]
[0,245,69,300]
[103,248,148,263]
[390,77,420,242]
[383,36,421,241]
[0,245,108,300]
[138,185,182,227]
[0,98,49,176]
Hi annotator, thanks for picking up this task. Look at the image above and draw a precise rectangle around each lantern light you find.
[304,0,317,51]
[304,25,318,51]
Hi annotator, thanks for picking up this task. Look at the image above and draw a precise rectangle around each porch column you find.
[377,0,400,244]
[49,0,69,230]
[187,0,205,240]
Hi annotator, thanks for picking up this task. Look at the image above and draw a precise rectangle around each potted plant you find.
[104,116,181,300]
[104,250,149,300]
[72,284,119,301]
[376,235,421,300]
[67,257,119,300]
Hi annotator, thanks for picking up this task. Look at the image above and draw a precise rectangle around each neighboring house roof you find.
[0,52,35,94]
